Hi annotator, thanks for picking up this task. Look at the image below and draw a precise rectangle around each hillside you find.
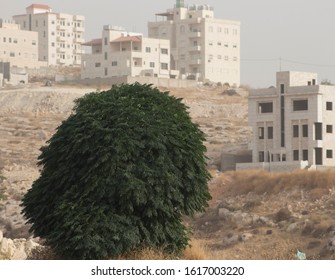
[0,83,334,259]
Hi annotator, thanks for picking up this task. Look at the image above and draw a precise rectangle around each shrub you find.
[0,175,6,201]
[22,83,211,260]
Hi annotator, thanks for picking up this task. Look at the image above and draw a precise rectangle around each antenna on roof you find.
[176,0,185,8]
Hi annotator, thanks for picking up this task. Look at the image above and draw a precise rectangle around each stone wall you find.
[236,160,309,172]
[63,76,198,88]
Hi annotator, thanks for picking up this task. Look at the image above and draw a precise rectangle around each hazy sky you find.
[3,0,335,87]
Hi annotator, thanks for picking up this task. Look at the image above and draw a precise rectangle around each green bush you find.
[22,83,211,260]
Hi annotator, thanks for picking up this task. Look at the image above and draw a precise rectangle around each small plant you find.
[22,83,211,260]
[0,175,6,201]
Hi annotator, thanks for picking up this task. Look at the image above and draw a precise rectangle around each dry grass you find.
[222,170,335,198]
[27,239,209,260]
[182,240,208,260]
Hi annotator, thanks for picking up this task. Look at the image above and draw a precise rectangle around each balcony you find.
[189,45,201,52]
[74,26,85,33]
[74,38,85,43]
[57,25,66,31]
[189,58,201,65]
[188,31,201,38]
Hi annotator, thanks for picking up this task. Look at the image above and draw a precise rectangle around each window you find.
[217,55,222,59]
[104,68,108,76]
[208,26,213,32]
[217,27,222,32]
[13,38,18,44]
[327,102,333,111]
[146,47,151,53]
[258,127,264,139]
[282,154,286,162]
[224,56,229,61]
[161,63,168,70]
[293,125,299,137]
[267,127,273,139]
[10,52,15,57]
[280,84,285,94]
[95,62,101,67]
[32,40,36,46]
[315,123,323,140]
[327,150,333,159]
[161,48,168,55]
[104,52,107,60]
[3,37,6,43]
[104,37,107,45]
[233,44,237,48]
[293,100,308,111]
[303,150,308,161]
[259,151,265,162]
[111,61,117,66]
[258,102,273,113]
[233,57,238,61]
[217,42,222,46]
[150,62,155,68]
[51,42,55,47]
[293,150,299,161]
[327,125,333,133]
[302,124,308,137]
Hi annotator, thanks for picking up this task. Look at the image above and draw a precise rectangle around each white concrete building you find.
[237,71,335,171]
[0,19,44,68]
[13,4,85,66]
[81,25,174,79]
[148,0,240,86]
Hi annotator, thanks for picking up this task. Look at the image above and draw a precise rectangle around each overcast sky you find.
[3,0,335,87]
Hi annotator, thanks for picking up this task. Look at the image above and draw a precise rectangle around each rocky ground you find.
[1,83,334,260]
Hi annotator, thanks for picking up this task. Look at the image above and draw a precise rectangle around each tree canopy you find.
[22,83,211,259]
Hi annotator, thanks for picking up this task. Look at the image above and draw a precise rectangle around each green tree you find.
[22,83,211,260]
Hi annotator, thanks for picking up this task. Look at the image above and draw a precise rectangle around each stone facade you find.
[81,25,174,79]
[13,4,85,66]
[148,1,240,86]
[0,19,45,68]
[237,71,335,171]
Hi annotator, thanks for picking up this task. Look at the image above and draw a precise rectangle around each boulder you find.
[240,232,253,242]
[275,207,292,222]
[218,208,232,219]
[286,223,299,233]
[223,233,239,246]
[12,239,27,260]
[0,237,15,258]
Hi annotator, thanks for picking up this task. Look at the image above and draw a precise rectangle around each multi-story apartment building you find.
[148,0,240,86]
[0,19,44,68]
[81,25,173,79]
[237,71,335,171]
[13,4,85,66]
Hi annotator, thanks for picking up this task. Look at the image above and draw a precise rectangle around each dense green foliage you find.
[22,83,211,259]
